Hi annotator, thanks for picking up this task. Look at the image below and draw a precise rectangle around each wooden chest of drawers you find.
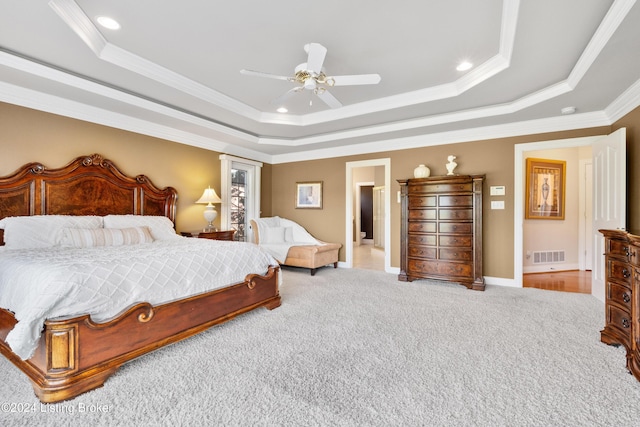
[600,229,640,382]
[398,175,484,290]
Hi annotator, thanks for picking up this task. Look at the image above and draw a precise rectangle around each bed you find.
[0,153,281,403]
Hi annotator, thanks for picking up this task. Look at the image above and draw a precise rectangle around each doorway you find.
[514,129,626,302]
[345,158,391,272]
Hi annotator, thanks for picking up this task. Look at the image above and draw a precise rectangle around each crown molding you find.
[268,111,612,164]
[568,0,636,87]
[606,77,640,122]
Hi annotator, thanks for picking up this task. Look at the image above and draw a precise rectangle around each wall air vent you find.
[532,250,565,264]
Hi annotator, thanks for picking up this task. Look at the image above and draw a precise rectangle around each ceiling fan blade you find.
[329,74,381,86]
[240,69,292,82]
[316,89,342,109]
[305,43,327,74]
[270,87,303,106]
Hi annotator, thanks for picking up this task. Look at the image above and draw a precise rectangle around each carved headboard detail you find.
[0,154,178,245]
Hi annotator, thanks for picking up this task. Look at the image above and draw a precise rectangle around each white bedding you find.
[0,238,278,360]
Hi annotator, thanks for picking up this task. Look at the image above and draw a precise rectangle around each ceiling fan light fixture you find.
[456,61,473,71]
[96,16,121,30]
[304,78,316,90]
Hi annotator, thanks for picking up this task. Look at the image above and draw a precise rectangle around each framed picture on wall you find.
[295,181,323,209]
[525,158,566,220]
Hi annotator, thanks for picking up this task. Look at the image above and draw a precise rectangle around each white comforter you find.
[0,238,278,360]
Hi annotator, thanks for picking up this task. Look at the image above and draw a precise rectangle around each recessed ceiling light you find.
[96,16,121,30]
[276,107,288,113]
[561,106,576,115]
[456,61,473,72]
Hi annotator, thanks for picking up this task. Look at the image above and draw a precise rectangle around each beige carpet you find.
[1,267,639,426]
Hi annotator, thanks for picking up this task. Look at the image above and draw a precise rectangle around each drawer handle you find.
[622,268,630,278]
[622,318,630,329]
[624,246,630,257]
[623,293,631,303]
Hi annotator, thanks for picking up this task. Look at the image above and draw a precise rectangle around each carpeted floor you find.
[1,267,639,426]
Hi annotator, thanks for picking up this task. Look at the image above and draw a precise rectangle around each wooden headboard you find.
[0,153,178,245]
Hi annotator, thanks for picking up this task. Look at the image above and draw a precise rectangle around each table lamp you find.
[196,186,222,230]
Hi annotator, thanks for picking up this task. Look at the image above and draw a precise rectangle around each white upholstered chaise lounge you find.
[250,218,341,276]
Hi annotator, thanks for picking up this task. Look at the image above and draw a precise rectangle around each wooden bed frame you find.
[0,154,281,403]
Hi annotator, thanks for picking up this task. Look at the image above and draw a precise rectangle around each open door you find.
[592,128,626,302]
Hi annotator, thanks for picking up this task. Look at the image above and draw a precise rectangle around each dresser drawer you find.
[607,238,631,259]
[439,248,473,261]
[409,183,472,193]
[439,235,472,247]
[606,304,632,334]
[409,196,436,208]
[606,281,632,311]
[407,259,472,278]
[439,209,473,220]
[438,195,472,207]
[409,209,436,220]
[409,234,436,246]
[409,222,436,233]
[439,222,472,234]
[608,259,633,284]
[408,246,436,259]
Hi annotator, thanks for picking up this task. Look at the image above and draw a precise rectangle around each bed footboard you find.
[0,266,280,403]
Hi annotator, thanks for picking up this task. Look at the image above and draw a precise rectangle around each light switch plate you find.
[490,185,506,196]
[491,200,505,210]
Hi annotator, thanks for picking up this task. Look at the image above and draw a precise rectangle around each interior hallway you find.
[523,270,592,294]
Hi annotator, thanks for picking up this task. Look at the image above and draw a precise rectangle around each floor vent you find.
[533,250,565,264]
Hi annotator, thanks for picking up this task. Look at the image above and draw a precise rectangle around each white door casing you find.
[345,158,392,272]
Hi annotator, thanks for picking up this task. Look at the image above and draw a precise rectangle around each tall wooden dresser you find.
[398,175,485,290]
[599,229,640,382]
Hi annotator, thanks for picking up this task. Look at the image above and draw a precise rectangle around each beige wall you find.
[613,106,640,233]
[0,103,223,233]
[271,128,614,279]
[4,101,640,280]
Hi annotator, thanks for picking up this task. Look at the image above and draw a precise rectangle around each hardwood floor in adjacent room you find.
[523,270,592,294]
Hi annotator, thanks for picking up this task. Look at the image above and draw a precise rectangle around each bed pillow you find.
[262,226,286,244]
[284,227,294,243]
[61,226,154,248]
[0,215,103,249]
[103,215,178,240]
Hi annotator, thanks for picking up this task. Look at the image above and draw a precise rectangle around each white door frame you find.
[514,136,601,287]
[345,158,391,272]
[219,154,262,242]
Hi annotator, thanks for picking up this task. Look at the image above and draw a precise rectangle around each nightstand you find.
[180,230,236,241]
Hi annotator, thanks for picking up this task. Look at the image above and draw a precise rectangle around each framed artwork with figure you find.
[525,158,566,220]
[295,181,323,209]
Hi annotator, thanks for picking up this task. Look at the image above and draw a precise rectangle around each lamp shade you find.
[196,187,222,205]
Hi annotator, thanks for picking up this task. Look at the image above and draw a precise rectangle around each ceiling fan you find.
[240,43,381,109]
